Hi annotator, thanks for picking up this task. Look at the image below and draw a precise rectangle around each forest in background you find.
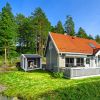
[0,3,100,59]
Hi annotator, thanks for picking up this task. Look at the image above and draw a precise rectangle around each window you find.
[98,55,100,62]
[65,58,74,67]
[86,58,90,64]
[76,58,84,66]
[89,43,96,48]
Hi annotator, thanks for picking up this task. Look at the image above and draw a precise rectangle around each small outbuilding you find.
[21,54,42,71]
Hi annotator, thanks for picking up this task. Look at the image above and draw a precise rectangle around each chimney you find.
[64,33,67,35]
[64,31,67,35]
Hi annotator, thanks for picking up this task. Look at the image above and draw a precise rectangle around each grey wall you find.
[46,38,58,71]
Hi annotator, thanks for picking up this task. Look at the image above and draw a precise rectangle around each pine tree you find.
[0,3,17,58]
[51,26,56,32]
[31,7,51,55]
[64,15,75,36]
[77,27,88,38]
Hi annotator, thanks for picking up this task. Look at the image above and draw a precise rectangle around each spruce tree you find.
[95,35,100,44]
[55,20,64,34]
[77,27,88,38]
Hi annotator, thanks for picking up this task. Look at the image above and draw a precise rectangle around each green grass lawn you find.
[0,70,100,100]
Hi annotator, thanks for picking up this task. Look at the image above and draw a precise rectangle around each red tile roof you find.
[50,32,100,54]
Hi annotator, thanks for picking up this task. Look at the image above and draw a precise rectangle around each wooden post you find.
[74,58,77,66]
[96,56,98,67]
[4,47,7,66]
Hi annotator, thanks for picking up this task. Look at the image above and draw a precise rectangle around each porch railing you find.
[60,67,100,78]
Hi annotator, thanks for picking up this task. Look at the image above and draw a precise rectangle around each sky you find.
[0,0,100,37]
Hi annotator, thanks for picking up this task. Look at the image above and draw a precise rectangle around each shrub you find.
[53,72,64,78]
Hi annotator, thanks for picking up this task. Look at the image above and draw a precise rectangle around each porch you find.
[58,54,100,78]
[60,67,100,79]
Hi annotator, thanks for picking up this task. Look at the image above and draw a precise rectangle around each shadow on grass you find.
[16,62,69,79]
[16,66,54,77]
[38,80,100,100]
[28,69,55,77]
[29,69,70,80]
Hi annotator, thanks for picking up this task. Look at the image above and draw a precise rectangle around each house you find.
[45,32,100,79]
[21,54,42,71]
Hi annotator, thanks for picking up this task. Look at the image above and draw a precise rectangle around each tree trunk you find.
[4,47,7,66]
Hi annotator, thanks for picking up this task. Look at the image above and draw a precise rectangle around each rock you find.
[12,97,19,100]
[0,85,6,92]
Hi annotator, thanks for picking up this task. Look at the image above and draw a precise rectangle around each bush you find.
[53,72,64,78]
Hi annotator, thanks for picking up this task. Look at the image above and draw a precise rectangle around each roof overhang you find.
[95,50,100,56]
[59,52,92,56]
[22,54,41,58]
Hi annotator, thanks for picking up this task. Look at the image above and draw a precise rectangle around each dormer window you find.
[89,43,96,48]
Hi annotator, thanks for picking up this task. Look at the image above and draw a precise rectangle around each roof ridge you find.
[50,32,95,41]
